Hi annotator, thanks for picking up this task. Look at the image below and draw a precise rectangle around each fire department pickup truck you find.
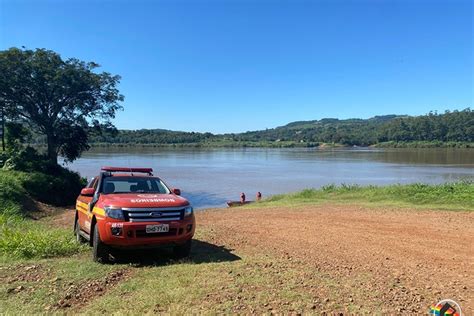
[74,167,195,263]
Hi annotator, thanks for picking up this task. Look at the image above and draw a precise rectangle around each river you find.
[64,147,474,209]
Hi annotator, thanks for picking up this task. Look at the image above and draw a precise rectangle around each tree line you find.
[89,109,473,147]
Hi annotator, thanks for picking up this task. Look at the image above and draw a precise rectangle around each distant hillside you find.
[89,109,473,147]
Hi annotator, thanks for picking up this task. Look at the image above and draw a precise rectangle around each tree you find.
[0,47,123,164]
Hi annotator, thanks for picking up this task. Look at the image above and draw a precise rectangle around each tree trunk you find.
[46,133,58,165]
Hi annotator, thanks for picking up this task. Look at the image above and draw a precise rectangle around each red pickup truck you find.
[74,167,195,263]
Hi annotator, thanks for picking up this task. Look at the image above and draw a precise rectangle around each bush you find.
[3,146,59,174]
[1,147,86,208]
[21,168,85,206]
[0,171,29,215]
[0,169,85,216]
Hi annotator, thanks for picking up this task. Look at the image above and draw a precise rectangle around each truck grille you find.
[123,207,184,222]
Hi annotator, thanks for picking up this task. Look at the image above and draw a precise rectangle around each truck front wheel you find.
[92,224,110,263]
[173,239,192,259]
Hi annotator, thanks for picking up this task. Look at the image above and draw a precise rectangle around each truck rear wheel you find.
[75,218,87,244]
[173,239,192,259]
[92,224,110,263]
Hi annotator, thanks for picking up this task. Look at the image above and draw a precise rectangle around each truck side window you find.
[87,177,98,189]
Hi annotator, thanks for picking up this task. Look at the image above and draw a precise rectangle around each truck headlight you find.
[105,208,125,220]
[184,206,193,217]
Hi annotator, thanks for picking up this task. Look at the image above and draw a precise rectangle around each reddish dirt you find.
[52,269,132,310]
[45,207,76,227]
[198,204,474,313]
[3,264,49,287]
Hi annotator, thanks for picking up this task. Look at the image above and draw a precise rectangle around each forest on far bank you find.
[35,108,474,148]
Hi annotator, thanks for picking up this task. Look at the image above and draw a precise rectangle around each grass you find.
[0,228,372,314]
[0,213,86,259]
[260,181,474,211]
[86,254,321,314]
[0,169,86,259]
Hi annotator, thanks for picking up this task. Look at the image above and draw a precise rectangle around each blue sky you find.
[1,0,472,133]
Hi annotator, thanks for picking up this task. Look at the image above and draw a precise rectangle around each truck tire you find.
[92,224,110,263]
[75,218,87,244]
[173,239,192,259]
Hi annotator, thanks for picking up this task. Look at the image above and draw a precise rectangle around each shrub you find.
[0,171,29,215]
[1,147,86,207]
[22,168,85,206]
[0,169,85,216]
[3,146,60,174]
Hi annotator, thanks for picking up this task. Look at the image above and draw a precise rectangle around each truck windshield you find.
[101,176,171,194]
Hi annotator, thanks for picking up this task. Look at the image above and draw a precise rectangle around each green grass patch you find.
[0,169,86,259]
[0,213,86,259]
[261,181,474,211]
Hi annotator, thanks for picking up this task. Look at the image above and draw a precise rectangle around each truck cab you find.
[74,167,195,263]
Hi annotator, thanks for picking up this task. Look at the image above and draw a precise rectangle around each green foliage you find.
[0,171,28,214]
[375,141,474,148]
[264,181,474,211]
[378,110,474,143]
[1,146,85,207]
[4,122,30,153]
[3,146,54,173]
[0,47,124,163]
[21,168,85,206]
[85,109,473,147]
[0,168,85,216]
[0,213,85,259]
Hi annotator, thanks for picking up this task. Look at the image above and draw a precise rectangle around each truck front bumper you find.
[98,217,195,248]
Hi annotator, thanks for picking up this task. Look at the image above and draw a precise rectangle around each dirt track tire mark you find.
[52,268,132,310]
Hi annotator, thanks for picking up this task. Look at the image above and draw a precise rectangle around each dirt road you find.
[43,204,474,313]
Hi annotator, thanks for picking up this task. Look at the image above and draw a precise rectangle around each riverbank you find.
[259,182,474,211]
[1,201,472,314]
[87,141,474,149]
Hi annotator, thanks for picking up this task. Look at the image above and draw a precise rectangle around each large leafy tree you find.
[0,47,123,164]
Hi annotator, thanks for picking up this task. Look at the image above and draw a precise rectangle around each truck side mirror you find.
[81,188,95,197]
[172,188,181,196]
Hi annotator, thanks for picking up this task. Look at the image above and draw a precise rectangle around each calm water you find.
[64,148,474,209]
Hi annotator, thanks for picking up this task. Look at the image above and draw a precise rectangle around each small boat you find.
[226,201,254,207]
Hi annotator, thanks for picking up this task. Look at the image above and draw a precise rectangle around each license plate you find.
[146,224,169,233]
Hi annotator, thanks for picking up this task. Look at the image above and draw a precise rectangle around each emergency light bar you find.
[101,167,153,174]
